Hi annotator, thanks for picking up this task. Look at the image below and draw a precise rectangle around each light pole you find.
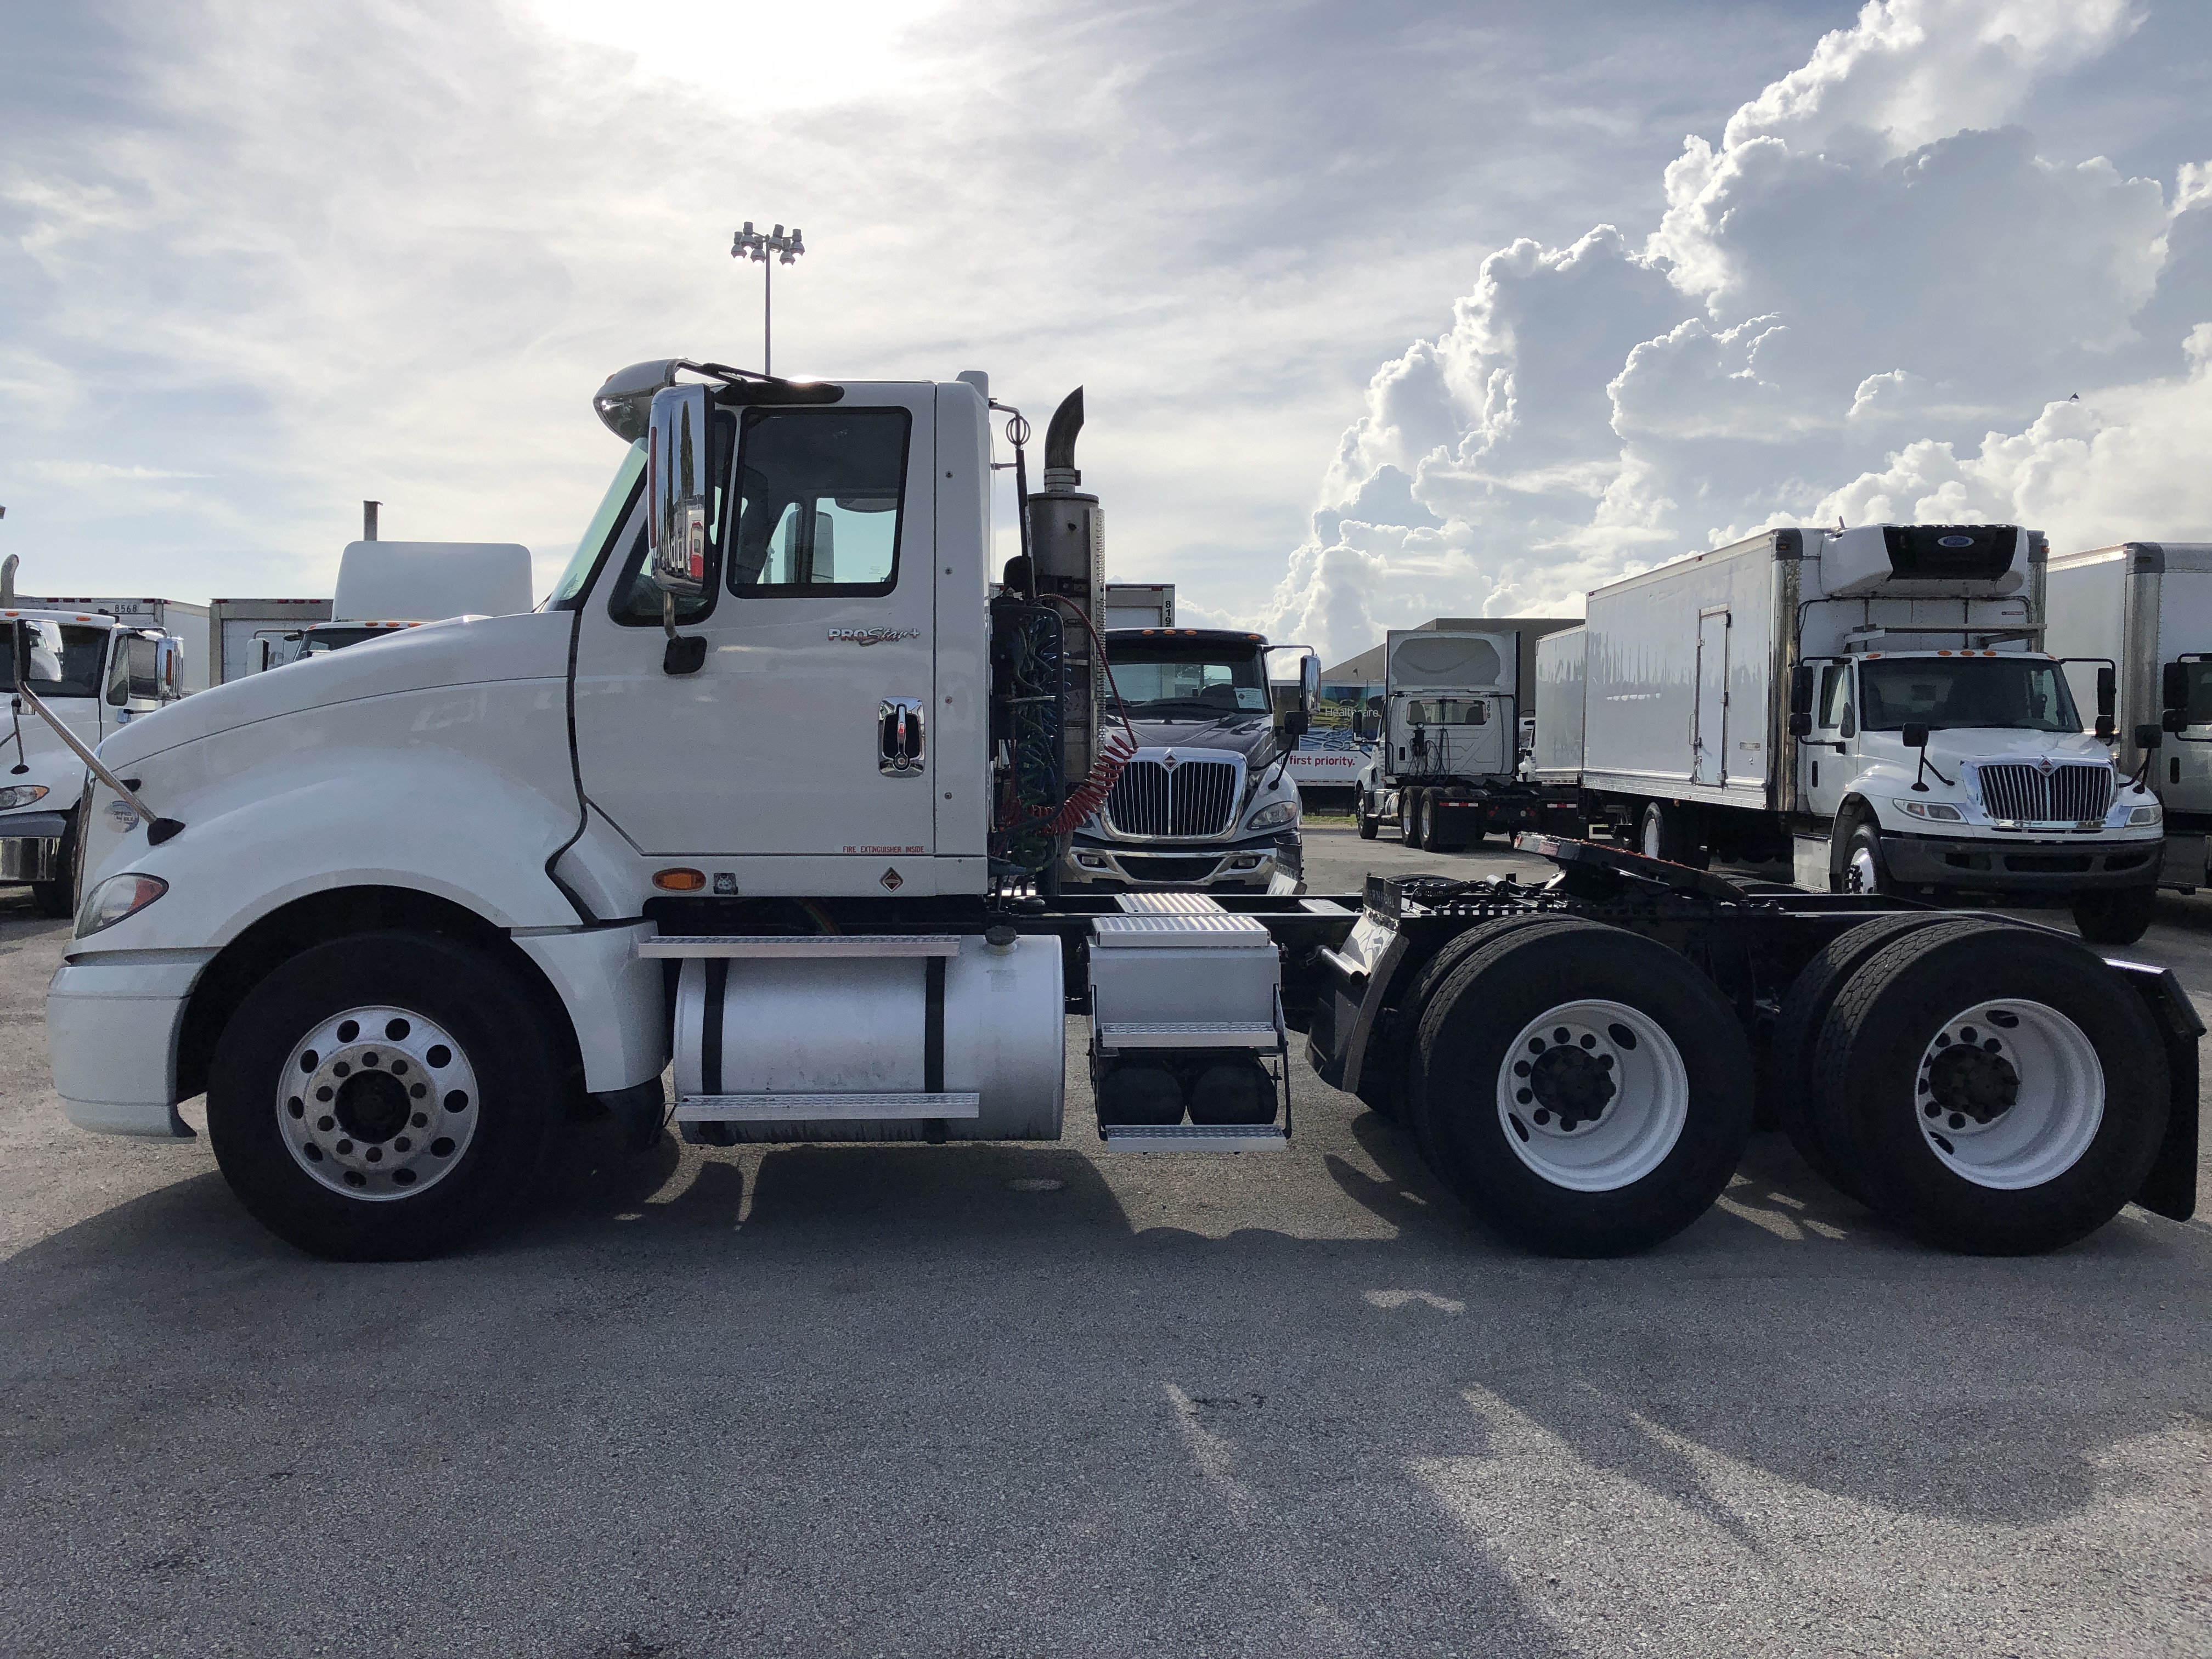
[731,221,805,376]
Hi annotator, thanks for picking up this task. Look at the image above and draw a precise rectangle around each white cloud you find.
[1262,0,2212,667]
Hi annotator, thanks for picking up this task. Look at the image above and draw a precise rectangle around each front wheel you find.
[29,809,79,919]
[1410,918,1754,1255]
[207,932,562,1260]
[2071,884,2155,946]
[1356,795,1380,840]
[1839,820,1889,895]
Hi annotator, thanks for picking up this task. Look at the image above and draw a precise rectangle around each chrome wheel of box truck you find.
[1410,917,1753,1256]
[208,932,559,1260]
[1811,922,2168,1254]
[1841,821,1892,896]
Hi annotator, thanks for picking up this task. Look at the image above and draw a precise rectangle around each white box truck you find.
[30,362,2198,1266]
[1544,523,2164,942]
[19,596,210,693]
[2047,540,2212,894]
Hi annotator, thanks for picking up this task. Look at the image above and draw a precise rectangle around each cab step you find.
[1099,1125,1290,1153]
[674,1091,982,1121]
[1096,1019,1279,1051]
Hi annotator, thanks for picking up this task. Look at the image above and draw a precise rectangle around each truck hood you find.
[1125,712,1279,763]
[98,611,570,771]
[1903,729,2115,765]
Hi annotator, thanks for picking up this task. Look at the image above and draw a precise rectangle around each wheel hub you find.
[278,1006,481,1202]
[1496,1001,1688,1193]
[1909,1001,2103,1187]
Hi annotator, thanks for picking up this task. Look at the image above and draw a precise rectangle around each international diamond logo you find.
[880,867,904,891]
[1161,751,1180,770]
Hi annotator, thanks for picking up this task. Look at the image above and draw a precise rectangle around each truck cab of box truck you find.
[1574,523,2163,943]
[1063,627,1310,893]
[2,608,185,917]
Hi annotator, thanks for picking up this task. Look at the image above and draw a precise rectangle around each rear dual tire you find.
[1409,918,1753,1256]
[1805,922,2166,1253]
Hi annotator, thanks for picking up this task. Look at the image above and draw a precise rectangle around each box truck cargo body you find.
[2047,541,2212,891]
[207,599,334,682]
[1554,524,2165,943]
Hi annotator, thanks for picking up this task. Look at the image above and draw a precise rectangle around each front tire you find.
[207,932,562,1260]
[2071,884,2155,946]
[1401,791,1424,849]
[1356,795,1380,840]
[1811,921,2167,1254]
[29,808,79,919]
[1839,820,1889,895]
[1410,918,1754,1255]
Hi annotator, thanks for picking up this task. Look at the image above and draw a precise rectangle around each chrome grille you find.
[1107,759,1239,838]
[1977,763,2112,825]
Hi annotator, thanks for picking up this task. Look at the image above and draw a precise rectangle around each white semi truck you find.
[2045,541,2212,896]
[1,603,187,915]
[291,538,535,654]
[1352,624,1581,849]
[1534,524,2165,944]
[31,363,2200,1265]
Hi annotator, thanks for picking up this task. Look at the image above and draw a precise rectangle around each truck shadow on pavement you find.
[3,1088,2209,1655]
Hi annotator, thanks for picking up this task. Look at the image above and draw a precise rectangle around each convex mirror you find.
[648,382,716,600]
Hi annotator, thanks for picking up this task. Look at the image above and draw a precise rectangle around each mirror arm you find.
[661,592,706,676]
[12,682,182,844]
[1911,747,1955,792]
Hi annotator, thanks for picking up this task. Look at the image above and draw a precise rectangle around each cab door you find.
[571,388,937,879]
[1800,661,1852,818]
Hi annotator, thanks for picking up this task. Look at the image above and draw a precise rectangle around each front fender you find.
[71,746,585,956]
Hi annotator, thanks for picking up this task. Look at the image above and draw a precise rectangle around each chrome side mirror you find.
[647,382,715,601]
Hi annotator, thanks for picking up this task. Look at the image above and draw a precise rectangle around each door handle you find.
[879,697,925,776]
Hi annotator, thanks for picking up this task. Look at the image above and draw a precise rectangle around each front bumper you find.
[0,811,71,882]
[1065,832,1302,892]
[1883,830,2161,893]
[47,953,213,1137]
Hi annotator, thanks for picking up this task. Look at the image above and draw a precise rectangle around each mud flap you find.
[2105,958,2203,1221]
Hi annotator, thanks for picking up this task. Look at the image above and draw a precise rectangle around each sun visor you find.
[1820,524,2026,599]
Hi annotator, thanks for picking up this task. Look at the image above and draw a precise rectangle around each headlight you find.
[76,873,168,938]
[1246,800,1299,832]
[1894,799,1963,822]
[2130,804,2163,825]
[0,783,50,811]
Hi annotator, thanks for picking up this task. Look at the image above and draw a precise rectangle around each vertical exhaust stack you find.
[363,500,381,542]
[1025,389,1104,802]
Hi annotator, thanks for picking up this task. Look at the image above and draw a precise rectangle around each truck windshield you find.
[1106,639,1269,716]
[545,442,646,608]
[0,623,108,698]
[302,627,400,654]
[1858,657,2080,733]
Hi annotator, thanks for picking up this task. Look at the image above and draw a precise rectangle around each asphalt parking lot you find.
[2,832,2209,1658]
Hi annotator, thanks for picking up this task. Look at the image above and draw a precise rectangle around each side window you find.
[1818,665,1850,730]
[726,408,909,596]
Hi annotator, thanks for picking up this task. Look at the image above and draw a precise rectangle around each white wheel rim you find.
[1912,999,2103,1189]
[277,1005,482,1202]
[1848,843,1880,893]
[1496,1000,1689,1192]
[1641,814,1662,858]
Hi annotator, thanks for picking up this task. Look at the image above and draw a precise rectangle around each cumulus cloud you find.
[1263,0,2212,667]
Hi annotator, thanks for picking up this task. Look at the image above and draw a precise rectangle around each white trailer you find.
[1100,582,1172,629]
[1556,523,2163,942]
[36,361,2199,1266]
[208,598,333,683]
[2047,541,2212,893]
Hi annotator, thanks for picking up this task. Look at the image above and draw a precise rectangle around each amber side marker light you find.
[653,868,707,892]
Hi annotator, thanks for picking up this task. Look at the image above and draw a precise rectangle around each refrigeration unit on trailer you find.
[1567,523,2164,944]
[38,360,2198,1268]
[2046,541,2212,895]
[1352,627,1579,848]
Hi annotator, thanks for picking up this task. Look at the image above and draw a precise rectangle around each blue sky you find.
[3,1,2209,663]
